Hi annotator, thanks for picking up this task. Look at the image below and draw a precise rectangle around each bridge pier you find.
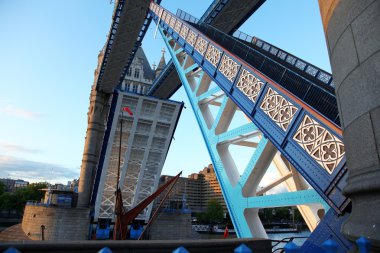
[78,87,112,207]
[319,0,380,250]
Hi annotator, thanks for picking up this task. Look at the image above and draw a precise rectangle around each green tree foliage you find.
[0,182,5,195]
[205,199,224,224]
[0,182,48,214]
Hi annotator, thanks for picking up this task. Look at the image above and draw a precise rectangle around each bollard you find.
[98,247,113,253]
[322,239,338,253]
[356,236,371,253]
[3,248,21,253]
[284,241,299,253]
[234,243,253,253]
[172,246,189,253]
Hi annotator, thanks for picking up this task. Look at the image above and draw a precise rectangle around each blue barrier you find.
[3,248,20,253]
[172,246,189,253]
[322,239,338,253]
[356,236,371,253]
[234,244,253,253]
[97,247,112,253]
[284,242,299,253]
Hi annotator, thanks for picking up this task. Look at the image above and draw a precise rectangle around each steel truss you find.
[149,3,353,251]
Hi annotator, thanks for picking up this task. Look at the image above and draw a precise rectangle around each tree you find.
[0,192,19,215]
[0,182,48,214]
[0,182,5,195]
[205,199,224,224]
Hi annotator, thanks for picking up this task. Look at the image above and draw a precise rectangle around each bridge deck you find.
[96,0,153,93]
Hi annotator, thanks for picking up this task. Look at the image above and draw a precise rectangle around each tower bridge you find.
[2,1,379,252]
[67,0,380,251]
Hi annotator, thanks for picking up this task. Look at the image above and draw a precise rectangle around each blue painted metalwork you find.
[147,59,176,96]
[300,210,351,252]
[357,237,371,253]
[323,239,339,253]
[98,247,112,253]
[159,25,326,239]
[234,244,252,253]
[3,248,20,253]
[149,0,265,99]
[150,5,349,216]
[149,4,354,252]
[172,246,189,253]
[284,242,299,253]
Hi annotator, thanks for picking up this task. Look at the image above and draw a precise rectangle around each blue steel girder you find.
[150,3,353,251]
[160,29,326,238]
[149,3,349,215]
[148,0,266,98]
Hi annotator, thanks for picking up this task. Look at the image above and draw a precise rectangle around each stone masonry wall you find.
[22,205,90,240]
[149,211,199,240]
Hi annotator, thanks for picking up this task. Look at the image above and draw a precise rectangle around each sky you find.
[0,0,331,184]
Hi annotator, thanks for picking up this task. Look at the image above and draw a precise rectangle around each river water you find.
[199,230,311,249]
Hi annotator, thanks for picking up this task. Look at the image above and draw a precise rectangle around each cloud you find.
[0,155,79,184]
[0,143,41,154]
[1,105,42,120]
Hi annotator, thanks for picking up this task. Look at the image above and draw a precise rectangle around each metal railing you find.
[1,237,372,253]
[176,9,199,24]
[192,22,340,125]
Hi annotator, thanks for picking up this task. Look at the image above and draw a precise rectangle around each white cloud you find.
[0,143,41,154]
[1,104,42,120]
[0,155,79,184]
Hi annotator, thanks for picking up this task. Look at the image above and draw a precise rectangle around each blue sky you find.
[0,0,330,184]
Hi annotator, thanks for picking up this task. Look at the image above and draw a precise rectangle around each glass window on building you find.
[132,85,138,93]
[134,68,140,79]
[127,68,132,76]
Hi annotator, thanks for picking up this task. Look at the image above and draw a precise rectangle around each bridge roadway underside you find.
[0,239,272,253]
[150,0,265,99]
[97,0,151,93]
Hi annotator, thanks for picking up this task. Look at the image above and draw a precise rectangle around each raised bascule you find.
[64,0,380,252]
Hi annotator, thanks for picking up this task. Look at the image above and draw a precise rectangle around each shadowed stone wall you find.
[318,0,380,251]
[22,205,90,240]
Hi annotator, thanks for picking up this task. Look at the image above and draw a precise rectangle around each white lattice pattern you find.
[180,25,189,39]
[165,13,171,25]
[205,44,222,67]
[218,54,240,82]
[236,69,264,103]
[195,36,208,56]
[169,16,176,28]
[260,87,298,131]
[293,115,345,173]
[174,20,182,33]
[162,11,167,23]
[187,30,197,47]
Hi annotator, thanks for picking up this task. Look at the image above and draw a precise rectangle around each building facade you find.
[156,164,227,215]
[119,47,165,95]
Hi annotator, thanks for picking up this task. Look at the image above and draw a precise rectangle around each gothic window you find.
[127,68,132,76]
[134,68,140,79]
